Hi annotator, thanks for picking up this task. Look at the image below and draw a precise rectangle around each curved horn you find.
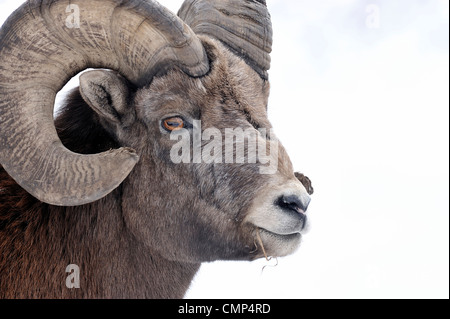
[178,0,272,80]
[0,0,209,206]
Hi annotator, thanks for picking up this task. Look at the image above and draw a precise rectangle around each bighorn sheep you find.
[0,0,313,298]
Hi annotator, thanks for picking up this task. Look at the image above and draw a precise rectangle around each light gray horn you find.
[179,0,273,80]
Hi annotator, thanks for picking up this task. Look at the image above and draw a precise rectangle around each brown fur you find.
[295,173,314,195]
[0,38,312,298]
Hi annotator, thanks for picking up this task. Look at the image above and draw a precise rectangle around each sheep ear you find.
[295,172,314,195]
[79,70,130,124]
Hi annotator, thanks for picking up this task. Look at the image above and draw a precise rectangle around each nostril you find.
[277,194,310,213]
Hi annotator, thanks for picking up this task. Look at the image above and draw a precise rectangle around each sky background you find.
[1,0,448,299]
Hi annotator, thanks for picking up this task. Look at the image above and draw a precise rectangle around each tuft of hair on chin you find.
[255,229,279,273]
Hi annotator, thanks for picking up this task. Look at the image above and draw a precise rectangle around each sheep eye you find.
[162,117,185,132]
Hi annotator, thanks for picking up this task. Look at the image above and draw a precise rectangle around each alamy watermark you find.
[366,4,381,29]
[169,121,279,175]
[66,264,80,289]
[65,4,81,29]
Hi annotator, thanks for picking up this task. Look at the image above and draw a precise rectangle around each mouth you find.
[252,226,303,258]
[246,208,309,258]
[254,211,308,236]
[257,227,302,242]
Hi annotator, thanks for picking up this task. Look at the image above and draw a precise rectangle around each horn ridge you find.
[179,0,273,80]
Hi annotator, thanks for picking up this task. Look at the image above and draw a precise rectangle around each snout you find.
[255,190,311,236]
[276,194,311,231]
[245,180,312,257]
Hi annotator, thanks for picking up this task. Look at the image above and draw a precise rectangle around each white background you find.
[1,0,448,299]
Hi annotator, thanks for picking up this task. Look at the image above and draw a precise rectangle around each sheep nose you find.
[277,194,311,214]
